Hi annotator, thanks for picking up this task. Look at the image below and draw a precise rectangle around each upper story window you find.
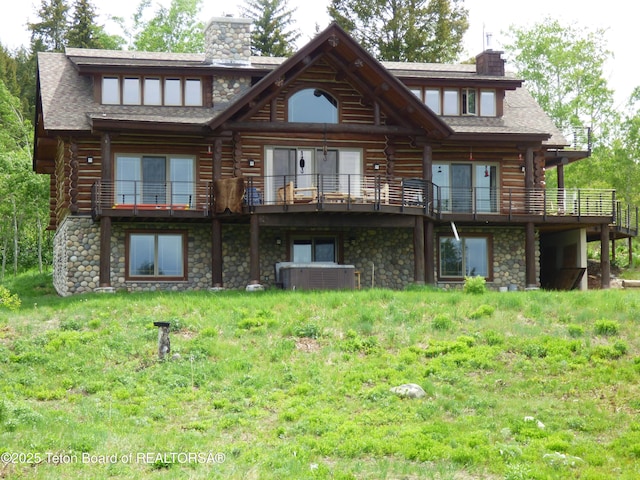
[480,90,496,116]
[409,86,497,117]
[102,77,120,104]
[101,76,202,106]
[462,88,476,115]
[288,88,338,123]
[443,89,460,115]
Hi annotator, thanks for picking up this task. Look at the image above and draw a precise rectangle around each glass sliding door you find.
[142,156,166,204]
[451,164,472,212]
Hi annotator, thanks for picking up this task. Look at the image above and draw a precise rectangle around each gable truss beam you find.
[222,121,424,136]
[236,50,327,123]
[323,51,416,130]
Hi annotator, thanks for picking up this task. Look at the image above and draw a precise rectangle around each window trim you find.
[437,233,493,282]
[461,88,477,116]
[125,230,188,281]
[100,75,203,106]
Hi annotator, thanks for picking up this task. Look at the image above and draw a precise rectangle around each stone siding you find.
[213,75,252,104]
[51,218,538,295]
[204,17,252,65]
[53,216,100,296]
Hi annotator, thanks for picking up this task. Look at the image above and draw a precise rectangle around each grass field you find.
[1,272,640,479]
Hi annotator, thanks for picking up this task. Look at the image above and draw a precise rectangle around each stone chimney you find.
[475,50,505,76]
[204,16,252,66]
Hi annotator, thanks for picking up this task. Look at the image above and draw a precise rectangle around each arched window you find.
[288,88,338,123]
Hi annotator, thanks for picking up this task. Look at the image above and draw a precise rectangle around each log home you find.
[33,18,637,295]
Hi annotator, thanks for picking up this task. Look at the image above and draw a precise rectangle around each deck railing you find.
[92,180,211,216]
[91,177,621,222]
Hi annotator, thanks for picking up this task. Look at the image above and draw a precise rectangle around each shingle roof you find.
[36,46,567,146]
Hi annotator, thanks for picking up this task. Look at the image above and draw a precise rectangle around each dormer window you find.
[102,77,120,104]
[409,86,498,117]
[101,76,202,106]
[462,88,476,115]
[288,88,338,123]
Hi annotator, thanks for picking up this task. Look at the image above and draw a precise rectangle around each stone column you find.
[525,222,537,289]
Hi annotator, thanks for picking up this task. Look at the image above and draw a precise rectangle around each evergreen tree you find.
[242,0,300,57]
[28,0,71,53]
[328,0,468,62]
[67,0,124,49]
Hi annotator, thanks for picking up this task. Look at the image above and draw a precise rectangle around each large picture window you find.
[439,235,491,280]
[264,147,362,203]
[115,154,195,206]
[127,231,187,280]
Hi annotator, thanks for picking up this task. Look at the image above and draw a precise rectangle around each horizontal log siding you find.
[55,138,69,227]
[75,138,101,214]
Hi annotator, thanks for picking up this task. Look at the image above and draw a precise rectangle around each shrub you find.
[594,319,620,336]
[0,286,21,311]
[463,276,486,294]
[432,314,453,331]
[568,324,584,338]
[469,304,495,319]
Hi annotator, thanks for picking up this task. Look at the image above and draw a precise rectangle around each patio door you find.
[451,164,472,212]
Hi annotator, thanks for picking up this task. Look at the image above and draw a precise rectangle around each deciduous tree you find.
[328,0,468,62]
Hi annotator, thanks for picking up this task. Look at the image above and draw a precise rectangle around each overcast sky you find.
[1,0,636,107]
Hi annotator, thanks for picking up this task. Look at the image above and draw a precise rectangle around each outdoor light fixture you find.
[87,155,93,164]
[299,152,305,173]
[248,158,255,167]
[373,163,380,170]
[275,237,282,245]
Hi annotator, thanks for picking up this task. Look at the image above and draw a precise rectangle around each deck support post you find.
[525,222,538,289]
[97,133,114,292]
[601,224,611,289]
[413,216,425,284]
[247,213,264,291]
[425,220,435,285]
[211,218,223,289]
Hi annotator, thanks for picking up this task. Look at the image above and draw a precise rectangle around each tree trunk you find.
[11,195,18,276]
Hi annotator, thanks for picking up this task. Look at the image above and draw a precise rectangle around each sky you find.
[1,0,637,107]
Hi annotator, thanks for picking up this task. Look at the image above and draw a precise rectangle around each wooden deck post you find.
[247,213,263,290]
[98,133,112,290]
[211,219,223,288]
[525,222,537,289]
[413,216,425,284]
[601,224,611,289]
[425,220,435,285]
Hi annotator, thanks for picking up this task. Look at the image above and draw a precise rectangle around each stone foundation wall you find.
[51,218,538,295]
[53,216,100,296]
[435,226,538,291]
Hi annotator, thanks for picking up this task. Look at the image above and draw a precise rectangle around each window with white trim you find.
[480,90,496,117]
[462,88,477,115]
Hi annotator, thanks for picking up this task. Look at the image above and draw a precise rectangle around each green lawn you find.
[1,272,640,479]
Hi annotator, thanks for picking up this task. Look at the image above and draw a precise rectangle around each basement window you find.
[126,231,187,280]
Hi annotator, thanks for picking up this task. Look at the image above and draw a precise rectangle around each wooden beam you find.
[601,224,610,289]
[212,219,223,288]
[223,121,423,136]
[258,213,415,228]
[414,216,425,284]
[425,220,435,285]
[249,214,261,285]
[525,222,537,289]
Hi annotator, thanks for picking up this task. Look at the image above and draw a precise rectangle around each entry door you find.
[451,164,472,212]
